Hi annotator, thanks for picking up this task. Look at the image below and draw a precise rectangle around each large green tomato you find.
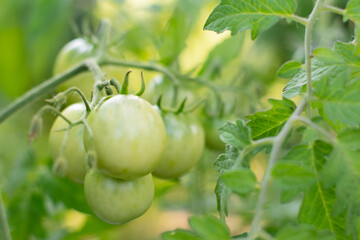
[53,38,127,101]
[84,169,154,224]
[152,111,205,179]
[48,103,87,183]
[85,95,167,180]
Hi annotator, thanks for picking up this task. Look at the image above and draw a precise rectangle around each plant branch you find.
[290,14,308,26]
[101,57,179,86]
[248,99,306,240]
[0,191,11,240]
[305,0,324,118]
[321,4,346,16]
[293,116,337,143]
[0,63,87,124]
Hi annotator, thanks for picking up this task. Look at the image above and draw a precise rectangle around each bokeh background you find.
[0,0,352,239]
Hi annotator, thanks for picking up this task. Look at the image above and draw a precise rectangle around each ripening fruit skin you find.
[152,111,205,179]
[84,95,167,180]
[48,103,87,183]
[84,169,154,224]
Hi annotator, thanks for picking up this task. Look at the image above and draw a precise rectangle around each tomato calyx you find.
[156,94,204,115]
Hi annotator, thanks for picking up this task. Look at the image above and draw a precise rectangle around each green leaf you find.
[214,145,239,172]
[219,120,251,150]
[272,162,316,190]
[221,169,256,195]
[283,42,360,98]
[320,83,360,126]
[189,215,231,240]
[277,60,303,78]
[346,0,360,24]
[204,0,297,39]
[161,229,202,240]
[276,225,334,240]
[215,178,231,216]
[298,141,351,240]
[246,98,296,140]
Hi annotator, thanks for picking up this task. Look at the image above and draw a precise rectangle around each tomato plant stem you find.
[321,4,346,16]
[290,14,308,26]
[0,63,87,124]
[0,191,11,240]
[293,115,337,143]
[248,99,305,240]
[305,0,324,118]
[101,57,180,86]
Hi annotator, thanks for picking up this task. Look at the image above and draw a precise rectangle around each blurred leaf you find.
[221,169,256,195]
[277,60,303,78]
[161,229,202,240]
[159,0,205,65]
[219,120,251,150]
[198,34,245,78]
[276,225,334,240]
[204,0,297,39]
[37,167,91,214]
[188,215,231,240]
[64,215,117,240]
[246,98,295,140]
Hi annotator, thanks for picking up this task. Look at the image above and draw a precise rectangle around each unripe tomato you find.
[85,95,167,180]
[53,38,127,101]
[48,103,87,183]
[84,169,154,224]
[152,111,205,179]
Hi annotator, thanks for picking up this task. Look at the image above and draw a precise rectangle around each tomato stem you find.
[321,4,346,16]
[61,87,91,113]
[109,78,122,94]
[248,99,306,239]
[0,191,11,240]
[304,0,324,118]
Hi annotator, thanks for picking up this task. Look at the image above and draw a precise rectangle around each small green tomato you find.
[84,169,154,224]
[153,111,205,179]
[48,103,87,183]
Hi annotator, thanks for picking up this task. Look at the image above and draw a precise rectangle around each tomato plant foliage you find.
[166,0,360,240]
[2,0,360,239]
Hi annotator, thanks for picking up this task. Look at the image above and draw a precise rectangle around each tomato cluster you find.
[47,38,212,224]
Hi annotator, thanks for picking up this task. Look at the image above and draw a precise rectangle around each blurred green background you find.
[0,0,352,239]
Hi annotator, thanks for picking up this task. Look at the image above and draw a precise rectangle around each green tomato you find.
[53,38,127,102]
[84,169,154,224]
[85,95,167,180]
[152,111,205,179]
[48,103,87,183]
